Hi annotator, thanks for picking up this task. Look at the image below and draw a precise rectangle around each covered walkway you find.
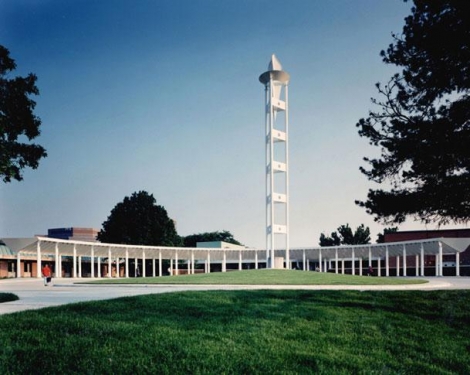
[1,236,470,279]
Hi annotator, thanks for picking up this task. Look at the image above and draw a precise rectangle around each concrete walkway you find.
[1,277,470,315]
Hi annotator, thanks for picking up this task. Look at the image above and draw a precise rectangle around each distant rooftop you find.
[0,241,14,256]
[48,227,99,242]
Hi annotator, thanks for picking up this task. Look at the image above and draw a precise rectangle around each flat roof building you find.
[48,227,99,242]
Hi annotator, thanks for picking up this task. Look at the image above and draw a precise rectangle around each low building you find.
[196,241,246,250]
[0,240,54,278]
[384,228,470,276]
[0,227,98,278]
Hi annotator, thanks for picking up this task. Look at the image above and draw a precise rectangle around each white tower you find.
[259,54,290,269]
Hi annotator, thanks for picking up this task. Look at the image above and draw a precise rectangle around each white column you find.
[415,255,419,277]
[368,246,372,267]
[59,252,62,277]
[319,249,322,272]
[335,249,338,274]
[359,258,363,276]
[420,243,425,277]
[238,250,242,271]
[341,259,345,274]
[37,240,42,279]
[108,248,112,277]
[286,246,290,270]
[435,254,439,276]
[191,251,195,275]
[456,252,460,277]
[306,259,309,271]
[159,250,162,277]
[16,253,21,278]
[73,244,77,278]
[396,256,400,277]
[303,250,306,271]
[142,250,146,277]
[55,243,60,278]
[125,248,129,278]
[438,242,443,277]
[187,257,190,274]
[223,251,227,272]
[403,246,407,277]
[116,257,120,278]
[97,257,101,278]
[255,251,259,270]
[385,246,389,277]
[377,258,381,277]
[323,259,327,272]
[153,257,156,277]
[90,246,95,278]
[78,256,82,278]
[170,258,173,275]
[351,249,355,275]
[207,252,211,274]
[175,251,179,275]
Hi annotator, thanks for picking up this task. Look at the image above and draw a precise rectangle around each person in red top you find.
[42,264,52,286]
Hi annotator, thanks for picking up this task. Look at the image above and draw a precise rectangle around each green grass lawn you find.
[0,289,468,374]
[86,269,428,285]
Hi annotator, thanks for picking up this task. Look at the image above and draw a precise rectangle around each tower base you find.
[269,257,285,269]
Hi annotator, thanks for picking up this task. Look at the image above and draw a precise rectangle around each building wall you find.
[0,261,8,277]
[48,227,99,242]
[384,228,470,242]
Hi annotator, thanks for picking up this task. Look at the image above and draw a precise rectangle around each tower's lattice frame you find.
[259,55,290,269]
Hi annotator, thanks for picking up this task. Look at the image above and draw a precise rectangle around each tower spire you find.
[268,54,282,71]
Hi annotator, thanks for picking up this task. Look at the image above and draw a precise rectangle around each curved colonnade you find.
[2,236,470,278]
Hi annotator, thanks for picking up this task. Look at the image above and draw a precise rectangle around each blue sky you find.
[1,0,463,247]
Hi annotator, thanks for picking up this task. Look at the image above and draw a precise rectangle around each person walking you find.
[42,264,52,286]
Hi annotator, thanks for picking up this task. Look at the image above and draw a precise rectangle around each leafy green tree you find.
[0,45,47,182]
[376,227,399,243]
[319,232,341,247]
[356,0,470,225]
[319,224,371,247]
[98,191,182,246]
[183,230,242,248]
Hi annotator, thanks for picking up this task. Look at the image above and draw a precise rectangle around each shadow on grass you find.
[0,293,19,303]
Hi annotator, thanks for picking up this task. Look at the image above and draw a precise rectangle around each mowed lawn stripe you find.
[85,269,428,285]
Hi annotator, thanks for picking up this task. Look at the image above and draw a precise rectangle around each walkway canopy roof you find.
[1,236,469,262]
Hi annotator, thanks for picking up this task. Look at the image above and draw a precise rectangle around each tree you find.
[98,191,182,246]
[356,0,470,225]
[319,232,341,247]
[183,230,242,248]
[376,227,399,243]
[319,224,371,246]
[0,45,47,182]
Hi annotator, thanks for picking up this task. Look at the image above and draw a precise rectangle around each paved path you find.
[1,277,470,315]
